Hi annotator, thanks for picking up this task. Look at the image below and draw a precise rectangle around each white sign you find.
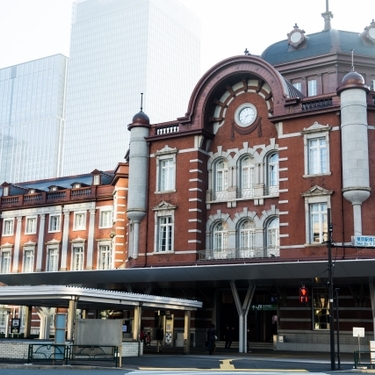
[353,327,365,337]
[354,235,375,247]
[370,341,375,364]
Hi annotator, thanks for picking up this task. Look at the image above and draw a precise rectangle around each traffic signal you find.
[299,286,309,303]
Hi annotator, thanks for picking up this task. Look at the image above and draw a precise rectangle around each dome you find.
[337,71,369,94]
[261,29,375,66]
[128,110,150,130]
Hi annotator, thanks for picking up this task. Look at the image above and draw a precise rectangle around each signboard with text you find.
[354,235,375,247]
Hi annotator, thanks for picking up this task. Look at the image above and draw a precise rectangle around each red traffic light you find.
[299,286,309,303]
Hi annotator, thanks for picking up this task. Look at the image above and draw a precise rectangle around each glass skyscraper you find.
[62,0,201,176]
[0,55,67,183]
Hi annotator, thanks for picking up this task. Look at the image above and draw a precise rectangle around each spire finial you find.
[351,49,355,71]
[140,93,144,112]
[321,0,333,31]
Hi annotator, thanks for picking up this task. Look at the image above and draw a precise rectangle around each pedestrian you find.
[145,331,151,346]
[140,327,145,342]
[206,323,216,355]
[224,326,233,348]
[156,325,164,353]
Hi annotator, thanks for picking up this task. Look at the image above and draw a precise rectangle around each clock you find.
[235,103,257,127]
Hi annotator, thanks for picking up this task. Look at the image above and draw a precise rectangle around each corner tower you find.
[126,108,150,259]
[337,71,371,236]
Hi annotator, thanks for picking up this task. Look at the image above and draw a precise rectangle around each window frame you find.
[302,123,331,177]
[98,242,112,270]
[153,203,176,253]
[308,78,317,96]
[2,218,14,236]
[238,219,256,258]
[0,249,11,273]
[214,158,228,200]
[25,216,37,235]
[99,208,113,228]
[239,156,255,198]
[73,212,86,231]
[309,202,328,244]
[48,214,61,233]
[266,152,279,196]
[155,147,177,193]
[266,217,279,257]
[72,244,85,271]
[23,246,35,273]
[46,246,59,272]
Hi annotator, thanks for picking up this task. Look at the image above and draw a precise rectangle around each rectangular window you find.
[2,219,14,236]
[49,214,61,232]
[25,217,37,234]
[310,203,327,243]
[99,210,112,228]
[73,212,86,230]
[0,310,7,327]
[0,251,11,273]
[313,287,330,330]
[72,245,84,270]
[47,247,59,272]
[158,216,173,252]
[293,82,302,91]
[308,79,317,96]
[308,138,327,175]
[98,244,112,269]
[23,248,34,272]
[159,158,175,191]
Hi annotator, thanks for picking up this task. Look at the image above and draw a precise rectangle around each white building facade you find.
[61,0,201,176]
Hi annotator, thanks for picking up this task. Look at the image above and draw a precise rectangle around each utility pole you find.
[327,208,335,370]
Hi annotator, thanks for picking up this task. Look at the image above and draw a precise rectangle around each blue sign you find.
[355,235,375,247]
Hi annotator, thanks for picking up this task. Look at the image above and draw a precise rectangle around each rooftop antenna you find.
[351,49,355,71]
[321,0,333,31]
[140,92,144,112]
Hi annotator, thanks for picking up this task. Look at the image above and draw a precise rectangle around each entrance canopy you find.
[0,285,202,311]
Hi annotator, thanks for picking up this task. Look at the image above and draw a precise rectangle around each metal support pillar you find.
[183,310,191,354]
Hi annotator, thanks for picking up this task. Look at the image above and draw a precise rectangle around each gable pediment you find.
[152,201,177,211]
[301,185,333,197]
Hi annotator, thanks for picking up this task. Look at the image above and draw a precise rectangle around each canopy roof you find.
[0,285,202,311]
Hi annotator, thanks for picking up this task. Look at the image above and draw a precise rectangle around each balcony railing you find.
[197,247,280,261]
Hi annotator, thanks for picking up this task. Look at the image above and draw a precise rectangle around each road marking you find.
[220,359,235,369]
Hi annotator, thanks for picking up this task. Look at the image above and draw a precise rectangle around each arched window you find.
[267,152,279,195]
[266,217,279,257]
[214,159,228,200]
[212,221,228,259]
[238,219,255,258]
[240,156,254,198]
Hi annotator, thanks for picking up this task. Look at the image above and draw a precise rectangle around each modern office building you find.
[61,0,201,176]
[0,55,68,183]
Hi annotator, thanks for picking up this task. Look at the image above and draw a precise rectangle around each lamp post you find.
[327,208,335,370]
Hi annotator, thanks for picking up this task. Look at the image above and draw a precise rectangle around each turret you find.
[337,70,371,236]
[126,108,150,259]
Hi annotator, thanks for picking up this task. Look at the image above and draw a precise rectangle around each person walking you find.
[156,325,164,353]
[224,326,233,348]
[206,323,217,355]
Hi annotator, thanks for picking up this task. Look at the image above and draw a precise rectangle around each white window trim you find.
[25,216,37,235]
[71,241,85,271]
[302,122,331,177]
[2,218,14,236]
[46,245,59,272]
[155,146,177,193]
[0,248,12,273]
[97,240,113,269]
[23,245,35,273]
[73,211,86,231]
[302,186,332,245]
[153,202,176,253]
[99,207,113,228]
[48,214,61,233]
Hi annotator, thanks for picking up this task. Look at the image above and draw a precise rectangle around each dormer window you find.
[73,183,81,189]
[2,186,9,196]
[28,189,35,194]
[49,186,58,192]
[93,174,101,185]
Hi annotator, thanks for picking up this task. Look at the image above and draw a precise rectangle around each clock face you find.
[291,31,302,43]
[235,104,257,127]
[369,27,375,39]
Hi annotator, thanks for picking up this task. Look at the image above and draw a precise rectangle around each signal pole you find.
[327,208,335,370]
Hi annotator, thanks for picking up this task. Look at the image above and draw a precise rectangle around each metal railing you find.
[354,350,375,369]
[197,247,280,261]
[28,344,119,367]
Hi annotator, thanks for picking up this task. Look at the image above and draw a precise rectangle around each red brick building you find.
[1,9,375,356]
